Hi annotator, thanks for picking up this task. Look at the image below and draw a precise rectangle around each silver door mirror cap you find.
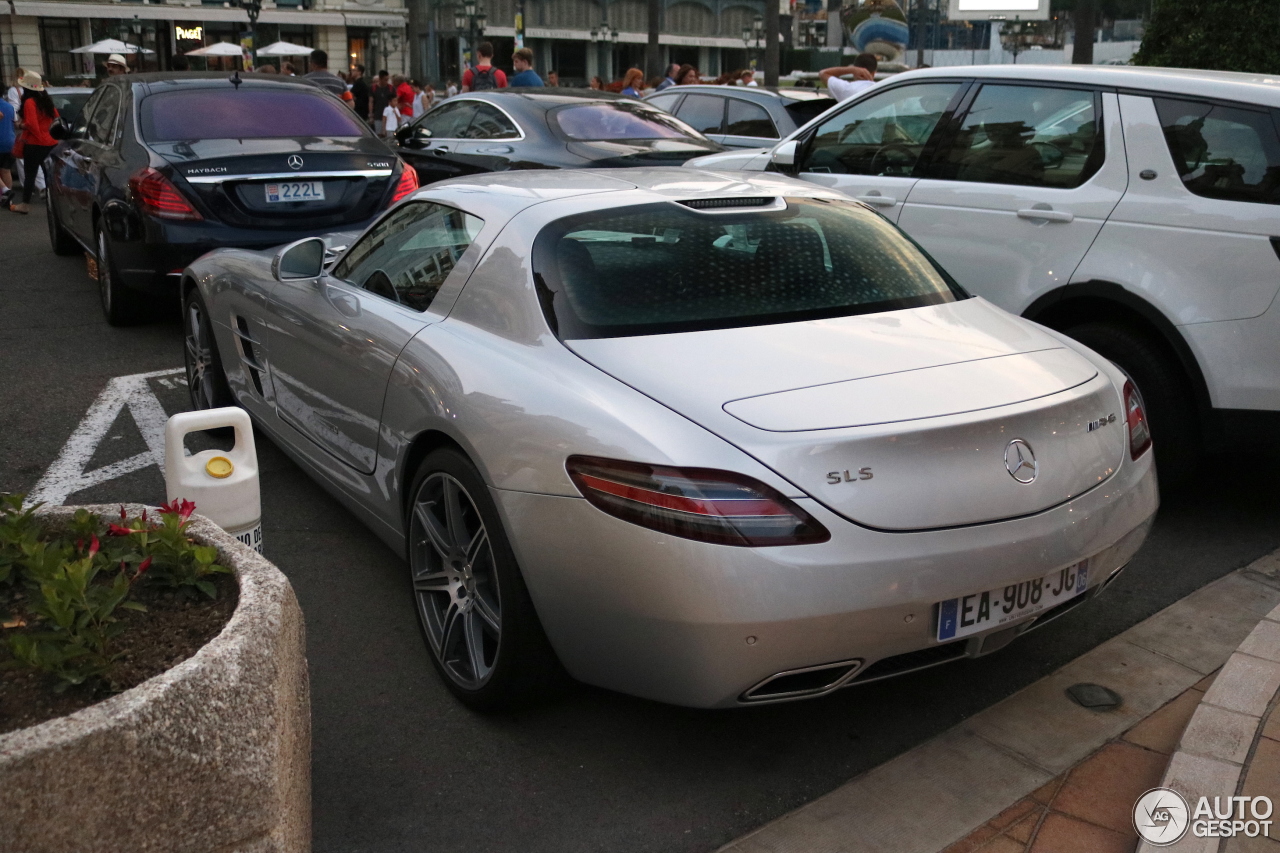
[771,140,798,167]
[272,237,327,281]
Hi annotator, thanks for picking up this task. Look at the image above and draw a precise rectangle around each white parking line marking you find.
[29,368,185,506]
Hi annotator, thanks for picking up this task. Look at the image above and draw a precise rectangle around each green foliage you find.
[1132,0,1280,74]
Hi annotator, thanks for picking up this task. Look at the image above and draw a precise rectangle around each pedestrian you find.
[372,70,393,125]
[0,93,14,209]
[462,42,507,92]
[546,70,559,87]
[105,53,129,76]
[654,63,680,91]
[254,64,279,74]
[394,75,414,117]
[349,64,370,121]
[6,69,23,110]
[381,98,400,139]
[589,75,604,90]
[171,55,189,71]
[303,49,348,97]
[282,62,296,76]
[424,83,436,109]
[445,79,458,98]
[740,69,758,87]
[509,48,543,87]
[410,81,427,117]
[619,67,644,98]
[818,53,878,102]
[10,70,58,215]
[676,64,700,85]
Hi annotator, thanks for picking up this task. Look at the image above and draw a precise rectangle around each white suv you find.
[686,66,1280,484]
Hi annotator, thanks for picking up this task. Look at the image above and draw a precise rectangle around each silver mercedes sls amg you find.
[181,169,1158,710]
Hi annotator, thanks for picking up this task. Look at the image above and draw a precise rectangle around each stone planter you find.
[0,505,310,853]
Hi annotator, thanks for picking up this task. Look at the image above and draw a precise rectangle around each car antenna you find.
[230,70,242,89]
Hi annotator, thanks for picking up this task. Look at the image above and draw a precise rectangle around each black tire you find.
[1064,321,1201,488]
[45,180,78,256]
[406,447,560,711]
[96,227,145,326]
[182,286,234,411]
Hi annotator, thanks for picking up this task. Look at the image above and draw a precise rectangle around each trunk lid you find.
[567,139,723,167]
[566,298,1126,530]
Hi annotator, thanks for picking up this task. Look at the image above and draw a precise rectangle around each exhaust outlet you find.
[740,659,863,703]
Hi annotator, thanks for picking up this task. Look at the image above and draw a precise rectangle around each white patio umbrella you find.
[186,42,250,57]
[256,41,314,57]
[70,38,154,55]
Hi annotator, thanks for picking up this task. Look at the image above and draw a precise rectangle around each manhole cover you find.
[1066,682,1122,710]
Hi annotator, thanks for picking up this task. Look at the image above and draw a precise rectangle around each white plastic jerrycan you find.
[164,408,262,554]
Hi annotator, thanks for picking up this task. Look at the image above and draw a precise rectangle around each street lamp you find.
[590,22,619,81]
[232,0,263,58]
[455,1,487,74]
[372,20,404,75]
[742,14,763,67]
[990,14,1028,63]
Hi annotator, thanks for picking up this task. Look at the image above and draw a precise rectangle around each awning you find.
[11,1,346,25]
[483,26,749,49]
[343,13,407,28]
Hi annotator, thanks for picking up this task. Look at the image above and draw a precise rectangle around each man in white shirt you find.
[381,103,400,138]
[819,53,878,102]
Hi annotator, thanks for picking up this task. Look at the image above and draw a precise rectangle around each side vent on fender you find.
[233,315,266,397]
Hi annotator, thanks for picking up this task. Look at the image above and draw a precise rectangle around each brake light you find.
[566,455,830,547]
[389,163,419,205]
[1124,380,1152,460]
[128,168,201,221]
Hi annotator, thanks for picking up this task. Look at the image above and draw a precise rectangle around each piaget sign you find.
[175,25,203,41]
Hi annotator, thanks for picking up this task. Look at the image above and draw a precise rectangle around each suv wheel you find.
[97,228,143,326]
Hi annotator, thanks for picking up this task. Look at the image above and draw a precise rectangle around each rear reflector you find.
[1124,380,1152,460]
[390,163,419,205]
[129,168,202,221]
[565,455,829,547]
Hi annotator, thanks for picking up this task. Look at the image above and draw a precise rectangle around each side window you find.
[675,94,725,135]
[932,84,1102,189]
[726,99,777,139]
[332,201,484,312]
[1155,97,1280,205]
[464,103,520,139]
[87,87,122,145]
[801,82,961,176]
[646,93,682,113]
[419,101,479,139]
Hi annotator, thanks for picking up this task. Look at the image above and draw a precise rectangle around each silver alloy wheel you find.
[96,230,112,315]
[184,298,215,409]
[410,473,502,689]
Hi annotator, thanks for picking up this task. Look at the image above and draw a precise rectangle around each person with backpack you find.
[462,42,506,92]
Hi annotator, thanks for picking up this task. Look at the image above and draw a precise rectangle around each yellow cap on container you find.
[205,456,234,479]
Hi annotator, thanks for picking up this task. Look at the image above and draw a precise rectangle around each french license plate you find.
[936,560,1089,642]
[264,181,325,203]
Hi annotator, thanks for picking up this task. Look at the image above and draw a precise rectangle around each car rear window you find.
[533,198,964,339]
[550,102,704,141]
[140,88,368,141]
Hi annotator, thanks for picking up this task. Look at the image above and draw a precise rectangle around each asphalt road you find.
[4,201,1280,853]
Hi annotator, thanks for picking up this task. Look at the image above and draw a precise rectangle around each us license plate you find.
[936,560,1089,642]
[264,181,325,203]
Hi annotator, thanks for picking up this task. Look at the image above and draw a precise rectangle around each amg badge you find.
[827,468,873,485]
[1087,414,1117,432]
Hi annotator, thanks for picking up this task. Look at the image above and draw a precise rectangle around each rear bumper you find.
[495,450,1159,708]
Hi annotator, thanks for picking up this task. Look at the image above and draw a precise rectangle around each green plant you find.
[1131,0,1280,74]
[106,500,230,599]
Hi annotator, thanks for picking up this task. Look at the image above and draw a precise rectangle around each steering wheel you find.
[869,143,917,177]
[363,269,401,304]
[1031,141,1066,169]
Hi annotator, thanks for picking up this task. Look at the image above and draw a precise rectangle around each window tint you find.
[140,88,367,141]
[726,98,777,139]
[933,85,1102,189]
[50,92,92,129]
[551,102,703,140]
[332,202,484,312]
[87,86,121,145]
[419,100,480,138]
[1155,97,1280,205]
[802,82,961,176]
[533,198,962,339]
[646,93,682,113]
[464,103,520,139]
[675,95,725,135]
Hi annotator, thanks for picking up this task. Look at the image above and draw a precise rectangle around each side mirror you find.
[272,237,326,281]
[52,122,82,142]
[771,140,799,168]
[399,125,431,148]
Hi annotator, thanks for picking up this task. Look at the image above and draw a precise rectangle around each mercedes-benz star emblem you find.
[287,155,304,170]
[1004,439,1038,484]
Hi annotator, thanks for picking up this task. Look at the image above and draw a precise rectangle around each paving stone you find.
[1163,752,1242,807]
[939,823,1000,853]
[1262,712,1280,743]
[1125,689,1204,755]
[1194,671,1220,692]
[1180,704,1259,765]
[1221,831,1280,853]
[1053,741,1169,835]
[1241,738,1280,805]
[1240,620,1280,664]
[1028,812,1134,853]
[980,835,1027,853]
[1007,811,1041,844]
[1030,777,1064,806]
[989,799,1039,830]
[1203,654,1280,718]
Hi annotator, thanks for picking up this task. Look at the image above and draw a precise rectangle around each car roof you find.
[110,71,332,96]
[899,64,1280,108]
[461,88,634,107]
[46,87,93,96]
[648,85,832,105]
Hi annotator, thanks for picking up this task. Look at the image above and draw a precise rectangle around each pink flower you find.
[159,498,196,521]
[107,523,135,537]
[135,556,152,580]
[119,506,127,521]
[88,535,100,557]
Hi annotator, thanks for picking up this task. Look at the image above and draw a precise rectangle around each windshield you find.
[140,88,368,141]
[551,102,705,141]
[533,198,964,339]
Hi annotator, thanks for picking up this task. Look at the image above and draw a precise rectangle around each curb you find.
[1138,549,1280,853]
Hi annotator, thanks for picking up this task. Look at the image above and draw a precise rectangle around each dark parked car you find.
[391,89,722,186]
[45,72,418,325]
[46,86,94,129]
[644,85,835,149]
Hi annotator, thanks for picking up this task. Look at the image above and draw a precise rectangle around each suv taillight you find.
[389,163,419,205]
[128,168,202,221]
[566,455,830,547]
[1124,380,1152,460]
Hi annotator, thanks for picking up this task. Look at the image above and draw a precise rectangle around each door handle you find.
[1017,207,1074,223]
[431,146,451,155]
[856,194,897,207]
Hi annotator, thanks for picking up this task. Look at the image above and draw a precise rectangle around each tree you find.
[1132,0,1280,73]
[1071,0,1096,64]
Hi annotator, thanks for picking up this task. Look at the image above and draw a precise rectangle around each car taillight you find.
[565,455,830,547]
[389,164,419,205]
[1124,380,1152,460]
[129,168,201,221]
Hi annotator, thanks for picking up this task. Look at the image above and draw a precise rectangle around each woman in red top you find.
[11,69,58,214]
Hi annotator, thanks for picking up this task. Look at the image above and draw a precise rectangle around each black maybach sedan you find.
[45,72,417,325]
[391,89,723,186]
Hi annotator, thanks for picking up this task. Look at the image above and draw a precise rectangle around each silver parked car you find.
[181,169,1158,710]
